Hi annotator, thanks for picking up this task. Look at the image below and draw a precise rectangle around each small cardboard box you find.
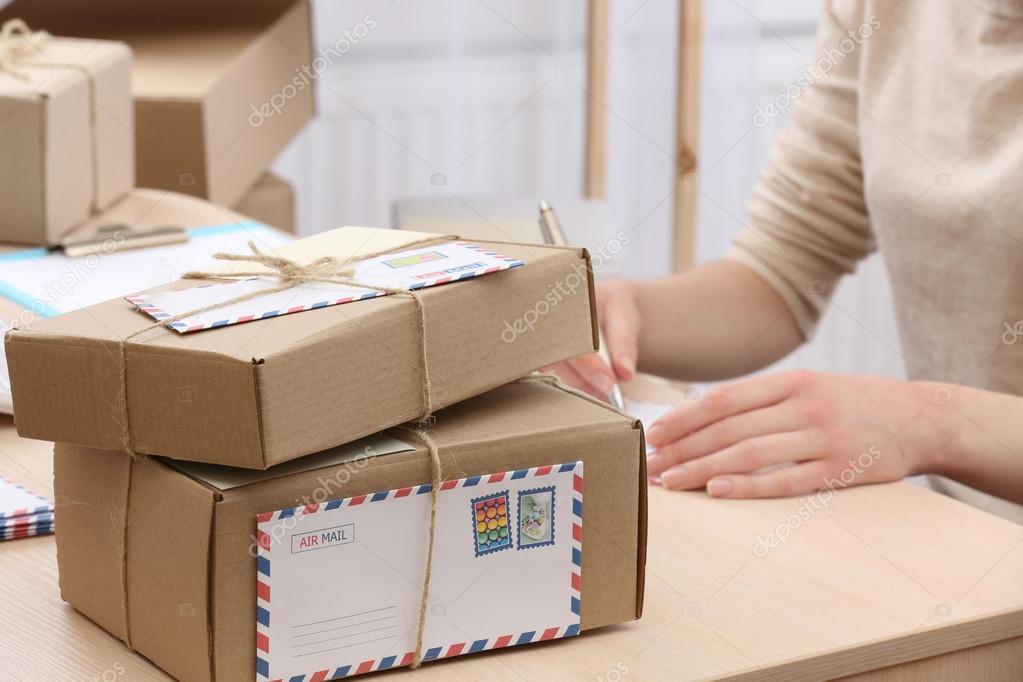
[0,27,133,244]
[54,379,647,682]
[234,172,297,233]
[7,229,597,468]
[1,0,315,206]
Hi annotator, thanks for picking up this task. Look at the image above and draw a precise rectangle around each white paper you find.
[130,241,524,333]
[0,321,11,414]
[163,434,415,491]
[0,475,53,521]
[256,462,582,679]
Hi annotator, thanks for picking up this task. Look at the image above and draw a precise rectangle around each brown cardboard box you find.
[234,172,297,233]
[53,379,647,682]
[0,29,133,244]
[1,0,316,206]
[65,188,254,235]
[7,229,597,468]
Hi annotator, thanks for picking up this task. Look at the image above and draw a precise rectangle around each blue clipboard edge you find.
[0,220,274,319]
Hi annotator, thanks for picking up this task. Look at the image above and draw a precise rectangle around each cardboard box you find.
[234,172,297,233]
[67,187,256,236]
[0,28,133,244]
[54,379,647,682]
[7,229,598,468]
[1,0,316,206]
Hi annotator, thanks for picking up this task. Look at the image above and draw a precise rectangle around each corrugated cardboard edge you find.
[460,239,600,353]
[249,357,270,469]
[149,465,228,682]
[204,484,224,682]
[528,376,648,620]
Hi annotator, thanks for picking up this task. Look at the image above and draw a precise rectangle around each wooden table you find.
[1,375,1022,681]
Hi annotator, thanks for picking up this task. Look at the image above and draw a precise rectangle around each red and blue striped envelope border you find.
[127,242,525,334]
[0,475,53,521]
[255,461,584,681]
[0,511,54,540]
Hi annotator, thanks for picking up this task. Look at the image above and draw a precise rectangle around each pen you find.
[538,200,626,410]
[51,224,188,258]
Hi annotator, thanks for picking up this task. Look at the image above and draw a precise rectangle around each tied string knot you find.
[119,234,456,453]
[184,244,358,286]
[0,19,48,81]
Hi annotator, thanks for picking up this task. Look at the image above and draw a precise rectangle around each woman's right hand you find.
[542,278,642,401]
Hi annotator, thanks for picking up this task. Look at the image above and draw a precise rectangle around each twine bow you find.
[174,241,367,314]
[0,19,49,80]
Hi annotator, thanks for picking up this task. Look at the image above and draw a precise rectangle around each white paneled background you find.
[274,0,905,380]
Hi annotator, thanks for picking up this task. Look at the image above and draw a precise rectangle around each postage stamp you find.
[382,250,447,269]
[517,486,556,550]
[471,491,512,556]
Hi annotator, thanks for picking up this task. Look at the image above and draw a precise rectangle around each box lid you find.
[6,229,598,468]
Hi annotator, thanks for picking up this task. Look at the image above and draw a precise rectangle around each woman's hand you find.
[542,279,642,401]
[646,370,946,498]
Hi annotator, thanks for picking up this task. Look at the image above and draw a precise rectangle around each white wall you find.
[274,1,589,235]
[274,0,906,379]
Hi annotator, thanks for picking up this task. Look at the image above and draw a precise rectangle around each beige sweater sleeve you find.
[724,0,876,339]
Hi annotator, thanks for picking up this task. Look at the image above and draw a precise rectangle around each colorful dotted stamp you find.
[517,486,556,550]
[471,491,511,556]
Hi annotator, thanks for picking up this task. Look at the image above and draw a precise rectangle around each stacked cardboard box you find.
[54,380,646,681]
[6,225,647,680]
[234,172,298,233]
[0,4,646,680]
[0,23,134,244]
[0,0,311,238]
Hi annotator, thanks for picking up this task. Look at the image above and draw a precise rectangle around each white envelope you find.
[129,240,524,333]
[255,461,584,680]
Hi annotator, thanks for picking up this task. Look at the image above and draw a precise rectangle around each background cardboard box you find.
[0,33,133,244]
[234,172,297,233]
[1,0,316,206]
[7,232,598,468]
[53,379,646,682]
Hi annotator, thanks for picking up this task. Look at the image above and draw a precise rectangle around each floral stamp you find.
[517,487,555,550]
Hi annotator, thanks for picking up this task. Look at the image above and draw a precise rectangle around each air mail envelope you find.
[255,461,584,680]
[128,240,524,333]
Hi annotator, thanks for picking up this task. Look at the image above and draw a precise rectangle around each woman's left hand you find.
[645,370,945,498]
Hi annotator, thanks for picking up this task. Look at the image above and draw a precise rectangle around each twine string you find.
[395,425,443,668]
[114,235,455,649]
[0,19,46,79]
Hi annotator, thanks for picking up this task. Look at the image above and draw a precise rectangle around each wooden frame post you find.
[673,0,702,270]
[584,0,610,198]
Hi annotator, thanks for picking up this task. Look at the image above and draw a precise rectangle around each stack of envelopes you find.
[0,475,54,541]
[5,226,647,681]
